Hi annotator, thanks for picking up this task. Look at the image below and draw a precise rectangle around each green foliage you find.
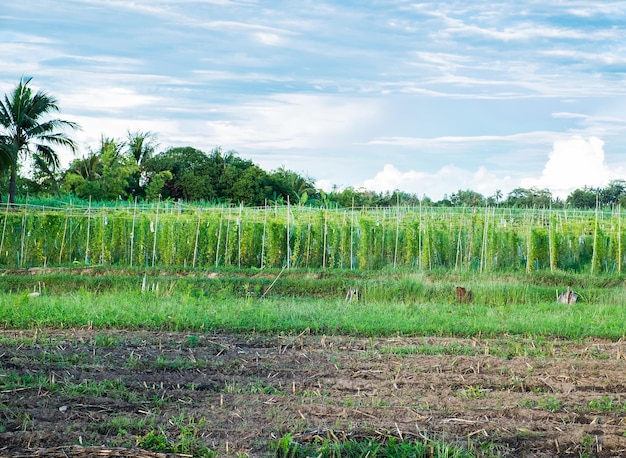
[135,413,216,457]
[1,202,625,275]
[271,434,490,458]
[142,146,294,206]
[2,269,626,339]
[62,137,139,201]
[0,77,79,203]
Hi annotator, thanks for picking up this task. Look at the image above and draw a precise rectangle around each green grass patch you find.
[2,284,626,339]
[271,434,501,458]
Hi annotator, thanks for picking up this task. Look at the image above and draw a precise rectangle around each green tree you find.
[145,170,172,201]
[23,153,63,196]
[599,179,626,207]
[0,77,78,203]
[144,146,278,204]
[450,189,486,207]
[126,131,158,198]
[269,167,318,205]
[62,137,138,200]
[566,187,598,209]
[505,187,553,208]
[144,147,215,201]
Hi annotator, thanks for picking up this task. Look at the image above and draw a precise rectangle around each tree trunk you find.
[8,165,16,204]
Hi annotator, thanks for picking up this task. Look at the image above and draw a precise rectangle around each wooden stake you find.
[0,199,8,263]
[85,196,91,265]
[129,196,137,267]
[261,201,267,269]
[193,211,201,268]
[151,196,160,268]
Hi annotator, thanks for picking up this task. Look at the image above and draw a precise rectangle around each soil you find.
[1,330,626,457]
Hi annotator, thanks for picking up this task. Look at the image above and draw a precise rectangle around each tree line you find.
[1,78,625,209]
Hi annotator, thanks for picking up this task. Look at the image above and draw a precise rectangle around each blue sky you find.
[2,1,626,200]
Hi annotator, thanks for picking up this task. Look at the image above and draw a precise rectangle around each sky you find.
[2,1,626,201]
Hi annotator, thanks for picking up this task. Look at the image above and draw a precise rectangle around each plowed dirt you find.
[2,330,626,457]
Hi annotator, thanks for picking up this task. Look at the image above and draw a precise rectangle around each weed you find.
[518,398,537,409]
[223,380,283,395]
[90,415,152,436]
[60,378,129,399]
[93,333,119,347]
[587,395,625,412]
[458,385,487,400]
[135,413,216,457]
[0,372,54,391]
[17,412,32,432]
[270,433,496,457]
[538,395,562,413]
[581,434,596,456]
[183,335,201,347]
[136,429,169,451]
[154,355,205,370]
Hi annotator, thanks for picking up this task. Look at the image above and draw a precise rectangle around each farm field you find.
[1,268,626,456]
[2,329,626,457]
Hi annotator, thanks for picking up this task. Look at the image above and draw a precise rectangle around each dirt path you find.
[1,330,626,457]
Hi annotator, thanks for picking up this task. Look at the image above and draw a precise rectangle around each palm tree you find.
[127,130,157,166]
[126,131,157,197]
[0,77,79,203]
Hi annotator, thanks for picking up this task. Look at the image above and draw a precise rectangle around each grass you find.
[2,284,626,339]
[271,434,500,458]
[1,267,626,456]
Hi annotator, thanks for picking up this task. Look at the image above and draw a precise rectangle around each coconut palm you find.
[127,130,157,166]
[126,131,157,198]
[0,77,79,203]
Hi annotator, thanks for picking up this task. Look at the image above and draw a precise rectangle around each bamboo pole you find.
[58,207,69,265]
[286,195,290,269]
[238,202,243,269]
[305,213,312,268]
[467,208,475,270]
[85,196,91,265]
[525,211,532,274]
[418,200,423,270]
[480,206,489,273]
[215,210,223,268]
[261,201,267,269]
[393,196,400,268]
[381,208,386,264]
[193,211,201,268]
[224,206,231,266]
[322,210,327,269]
[548,209,555,272]
[129,196,137,267]
[455,207,465,270]
[350,196,355,270]
[0,199,10,264]
[19,197,28,267]
[100,209,106,264]
[69,200,73,263]
[591,195,599,275]
[151,196,160,268]
[619,203,622,274]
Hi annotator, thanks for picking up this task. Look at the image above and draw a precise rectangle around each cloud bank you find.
[362,135,625,201]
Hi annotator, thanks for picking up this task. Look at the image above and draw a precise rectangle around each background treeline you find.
[1,78,625,210]
[2,131,626,209]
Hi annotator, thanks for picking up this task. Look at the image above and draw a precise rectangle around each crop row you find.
[0,202,623,273]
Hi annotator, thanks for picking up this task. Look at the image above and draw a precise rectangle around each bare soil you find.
[2,330,626,457]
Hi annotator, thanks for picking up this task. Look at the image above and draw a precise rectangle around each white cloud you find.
[205,94,377,149]
[522,136,623,198]
[254,32,283,46]
[63,86,161,113]
[366,131,565,148]
[361,163,512,201]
